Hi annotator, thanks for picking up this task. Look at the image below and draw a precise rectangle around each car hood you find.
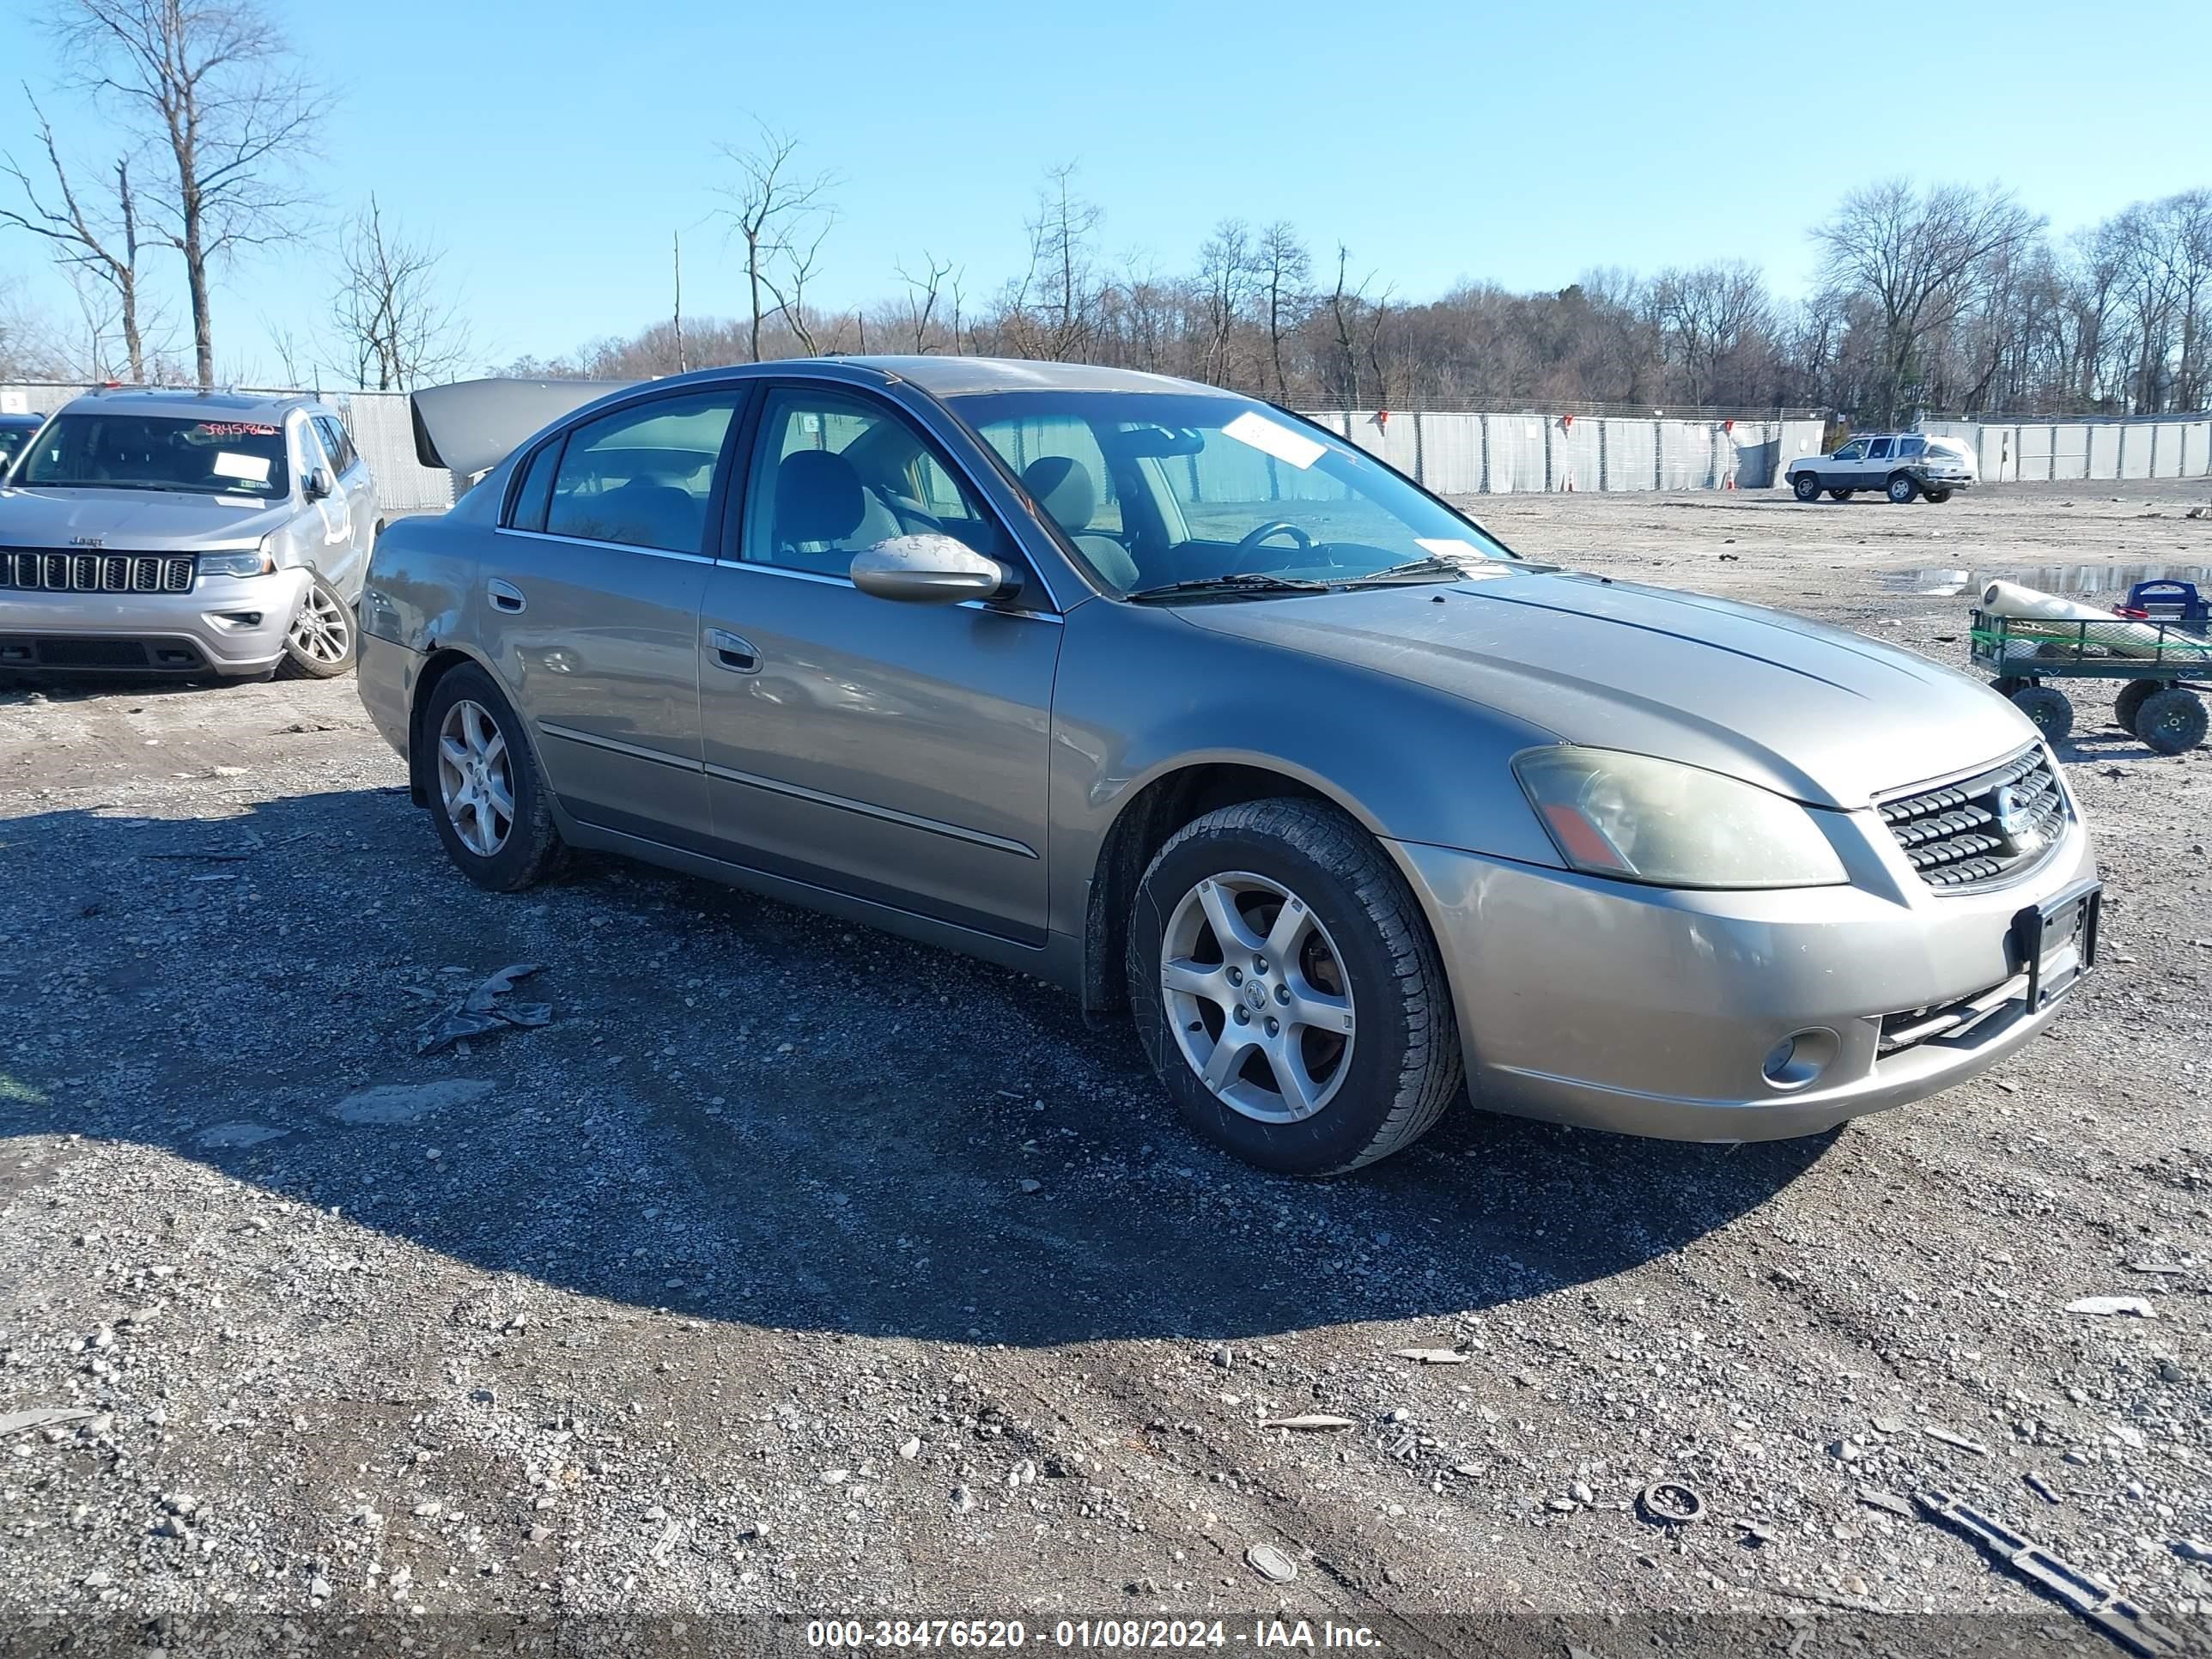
[0,487,291,550]
[1170,567,2035,810]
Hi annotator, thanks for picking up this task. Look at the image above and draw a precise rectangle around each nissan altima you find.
[359,357,2098,1175]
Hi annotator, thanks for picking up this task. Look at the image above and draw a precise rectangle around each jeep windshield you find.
[951,390,1516,599]
[16,414,291,498]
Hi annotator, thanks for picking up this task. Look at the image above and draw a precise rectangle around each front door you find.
[476,386,745,849]
[1824,438,1868,489]
[696,382,1061,945]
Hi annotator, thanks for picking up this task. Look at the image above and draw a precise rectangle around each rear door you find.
[1859,436,1894,488]
[695,380,1062,944]
[477,386,747,851]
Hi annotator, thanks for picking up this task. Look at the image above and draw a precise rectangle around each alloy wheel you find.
[289,583,352,664]
[437,698,515,857]
[1158,870,1357,1123]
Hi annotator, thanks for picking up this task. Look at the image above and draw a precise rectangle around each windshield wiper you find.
[1345,555,1471,584]
[1126,572,1337,602]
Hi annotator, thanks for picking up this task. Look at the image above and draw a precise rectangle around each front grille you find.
[0,550,194,594]
[1878,744,2066,890]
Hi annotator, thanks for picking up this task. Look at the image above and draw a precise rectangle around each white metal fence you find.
[1310,410,1828,494]
[1918,416,2212,483]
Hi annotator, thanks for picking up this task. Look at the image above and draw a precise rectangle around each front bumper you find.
[1392,812,2097,1142]
[0,568,308,676]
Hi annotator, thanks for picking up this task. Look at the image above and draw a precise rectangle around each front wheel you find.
[276,574,356,679]
[1126,799,1462,1176]
[2010,684,2073,744]
[1791,473,1821,502]
[1887,473,1919,505]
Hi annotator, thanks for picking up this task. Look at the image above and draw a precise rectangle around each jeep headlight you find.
[198,539,276,579]
[1513,746,1847,889]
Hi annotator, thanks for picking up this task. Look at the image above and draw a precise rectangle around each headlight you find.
[1512,746,1847,890]
[198,539,276,579]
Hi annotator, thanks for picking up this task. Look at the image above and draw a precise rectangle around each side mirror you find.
[849,534,1019,605]
[305,465,333,501]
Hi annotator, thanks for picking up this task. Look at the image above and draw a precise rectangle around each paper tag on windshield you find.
[211,452,271,484]
[1222,411,1326,471]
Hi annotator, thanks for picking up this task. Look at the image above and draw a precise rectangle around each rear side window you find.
[543,392,741,555]
[1898,436,1926,458]
[1867,438,1893,460]
[508,441,562,532]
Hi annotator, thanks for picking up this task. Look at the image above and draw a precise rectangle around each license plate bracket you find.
[2010,879,2101,1013]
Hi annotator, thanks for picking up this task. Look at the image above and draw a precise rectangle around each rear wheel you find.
[1887,473,1919,505]
[2010,684,2073,743]
[1792,473,1821,502]
[2113,678,2161,733]
[1127,799,1462,1176]
[1924,488,1953,504]
[422,663,565,890]
[275,574,356,679]
[2133,687,2208,754]
[1826,489,1853,501]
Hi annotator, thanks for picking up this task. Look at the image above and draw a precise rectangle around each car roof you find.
[837,356,1213,398]
[53,387,330,423]
[0,410,44,426]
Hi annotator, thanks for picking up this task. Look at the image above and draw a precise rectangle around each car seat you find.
[1022,456,1139,590]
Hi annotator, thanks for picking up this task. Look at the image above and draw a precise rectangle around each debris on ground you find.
[1391,1347,1467,1364]
[2065,1295,2160,1317]
[1913,1488,2184,1657]
[1924,1426,1991,1456]
[1637,1480,1704,1524]
[1258,1414,1356,1431]
[0,1408,96,1438]
[413,963,552,1054]
[1244,1542,1298,1584]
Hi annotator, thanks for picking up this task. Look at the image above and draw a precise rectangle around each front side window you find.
[16,413,291,498]
[739,387,1012,576]
[1832,440,1868,461]
[954,390,1513,597]
[0,422,40,474]
[544,392,740,555]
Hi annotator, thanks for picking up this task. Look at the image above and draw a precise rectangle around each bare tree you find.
[714,120,838,362]
[894,251,954,352]
[1004,164,1104,361]
[52,0,330,389]
[0,88,155,380]
[757,209,833,356]
[331,194,465,391]
[1196,218,1256,386]
[1651,261,1772,405]
[1255,222,1310,401]
[1814,179,2043,424]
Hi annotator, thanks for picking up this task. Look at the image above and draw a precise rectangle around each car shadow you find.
[0,787,1835,1347]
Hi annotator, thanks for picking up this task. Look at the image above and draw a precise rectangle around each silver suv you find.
[1787,432,1977,504]
[0,387,375,680]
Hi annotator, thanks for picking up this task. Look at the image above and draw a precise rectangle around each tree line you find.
[3,3,2208,424]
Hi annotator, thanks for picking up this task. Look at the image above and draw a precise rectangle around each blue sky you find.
[4,0,2209,381]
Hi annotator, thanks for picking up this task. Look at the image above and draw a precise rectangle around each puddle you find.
[1887,562,2212,598]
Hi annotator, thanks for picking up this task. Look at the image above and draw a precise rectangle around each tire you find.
[2113,678,2161,733]
[420,663,564,891]
[274,572,357,679]
[2133,686,2208,755]
[1791,473,1821,502]
[1990,676,2030,699]
[2009,684,2073,744]
[1826,489,1853,501]
[1886,473,1919,505]
[1126,799,1462,1176]
[1924,489,1952,504]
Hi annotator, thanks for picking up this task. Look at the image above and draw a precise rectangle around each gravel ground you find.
[2,480,2208,1652]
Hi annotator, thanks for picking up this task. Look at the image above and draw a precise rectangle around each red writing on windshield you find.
[195,422,280,437]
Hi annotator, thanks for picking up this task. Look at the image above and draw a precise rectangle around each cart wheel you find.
[2133,687,2207,755]
[2113,678,2161,732]
[1990,677,2030,699]
[2010,685,2073,743]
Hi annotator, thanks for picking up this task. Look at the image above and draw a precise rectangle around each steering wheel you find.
[1233,520,1316,558]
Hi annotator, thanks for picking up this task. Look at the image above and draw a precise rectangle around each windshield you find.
[951,390,1516,596]
[16,413,292,498]
[0,422,40,476]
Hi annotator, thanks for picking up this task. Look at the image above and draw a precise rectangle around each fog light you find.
[1762,1028,1838,1090]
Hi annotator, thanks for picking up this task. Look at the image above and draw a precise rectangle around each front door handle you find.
[706,628,761,674]
[488,578,526,613]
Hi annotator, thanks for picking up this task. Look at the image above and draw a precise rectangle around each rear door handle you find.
[487,578,526,613]
[706,628,761,673]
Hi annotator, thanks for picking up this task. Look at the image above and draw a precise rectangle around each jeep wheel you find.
[422,663,565,890]
[1924,488,1953,503]
[276,574,356,679]
[1826,489,1853,501]
[1127,799,1462,1176]
[1887,473,1919,504]
[1791,473,1821,502]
